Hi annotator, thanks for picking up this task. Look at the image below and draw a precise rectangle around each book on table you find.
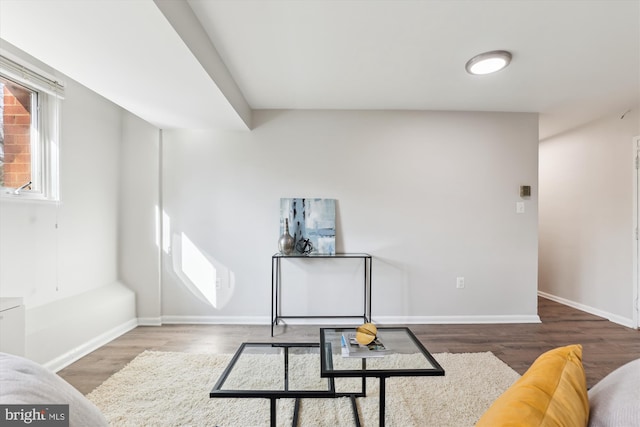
[341,332,389,358]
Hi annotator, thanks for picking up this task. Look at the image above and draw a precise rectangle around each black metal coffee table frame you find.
[210,328,444,427]
[209,342,362,427]
[319,327,445,427]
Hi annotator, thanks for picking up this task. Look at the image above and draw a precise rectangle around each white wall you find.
[0,67,138,365]
[0,78,121,306]
[119,114,161,324]
[161,110,540,323]
[539,109,640,327]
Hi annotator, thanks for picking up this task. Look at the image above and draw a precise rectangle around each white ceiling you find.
[1,0,638,139]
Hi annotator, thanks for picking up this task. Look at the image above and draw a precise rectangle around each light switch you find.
[516,202,525,214]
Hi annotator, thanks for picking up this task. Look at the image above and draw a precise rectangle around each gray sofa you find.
[587,357,640,427]
[0,352,107,427]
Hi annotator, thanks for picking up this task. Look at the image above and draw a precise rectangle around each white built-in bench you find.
[26,282,136,371]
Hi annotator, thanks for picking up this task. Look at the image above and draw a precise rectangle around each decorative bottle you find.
[278,218,295,255]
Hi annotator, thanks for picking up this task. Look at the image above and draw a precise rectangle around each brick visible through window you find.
[1,76,33,189]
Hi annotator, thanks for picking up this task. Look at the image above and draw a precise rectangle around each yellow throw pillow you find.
[476,344,589,427]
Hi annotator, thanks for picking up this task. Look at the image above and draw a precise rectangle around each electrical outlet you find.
[456,277,465,289]
[215,278,222,289]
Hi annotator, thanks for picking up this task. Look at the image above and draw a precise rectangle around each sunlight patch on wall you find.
[162,210,171,254]
[181,232,217,305]
[155,205,160,248]
[167,231,235,309]
[154,206,172,254]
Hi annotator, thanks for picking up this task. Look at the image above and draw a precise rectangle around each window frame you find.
[0,54,63,202]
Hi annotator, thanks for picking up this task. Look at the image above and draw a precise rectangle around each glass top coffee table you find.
[320,327,445,427]
[210,342,344,427]
[210,328,444,427]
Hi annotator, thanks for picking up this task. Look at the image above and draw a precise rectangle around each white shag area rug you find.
[87,350,520,427]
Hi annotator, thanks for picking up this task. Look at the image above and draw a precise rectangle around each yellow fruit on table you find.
[355,323,377,345]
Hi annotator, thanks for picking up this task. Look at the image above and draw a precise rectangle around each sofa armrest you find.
[588,358,640,427]
[0,352,107,427]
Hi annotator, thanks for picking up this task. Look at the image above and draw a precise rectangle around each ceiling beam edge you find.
[153,0,252,130]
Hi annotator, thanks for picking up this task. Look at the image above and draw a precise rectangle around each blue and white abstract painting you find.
[280,198,336,255]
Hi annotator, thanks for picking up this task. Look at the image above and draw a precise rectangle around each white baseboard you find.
[160,314,541,325]
[538,291,636,329]
[46,318,138,372]
[138,317,162,326]
[373,315,541,324]
[161,315,268,324]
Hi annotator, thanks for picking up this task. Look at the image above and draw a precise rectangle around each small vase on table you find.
[278,218,295,255]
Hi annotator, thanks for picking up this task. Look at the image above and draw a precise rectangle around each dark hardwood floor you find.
[58,297,640,395]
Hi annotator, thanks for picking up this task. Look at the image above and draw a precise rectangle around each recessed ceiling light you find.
[465,50,512,75]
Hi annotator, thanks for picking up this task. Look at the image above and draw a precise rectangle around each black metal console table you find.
[271,253,372,336]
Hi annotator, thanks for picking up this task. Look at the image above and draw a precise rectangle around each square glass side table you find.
[320,327,445,427]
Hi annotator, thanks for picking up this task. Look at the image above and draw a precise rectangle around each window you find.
[0,55,63,201]
[1,75,35,192]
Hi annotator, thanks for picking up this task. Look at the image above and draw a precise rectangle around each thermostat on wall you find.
[520,185,531,198]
